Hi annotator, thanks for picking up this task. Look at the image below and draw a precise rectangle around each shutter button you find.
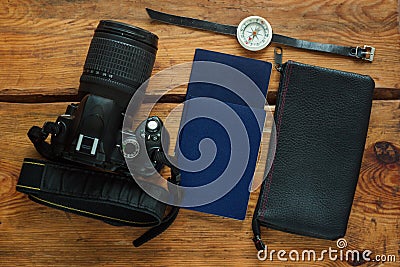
[146,119,159,132]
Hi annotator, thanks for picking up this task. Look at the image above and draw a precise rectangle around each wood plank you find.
[0,100,398,266]
[0,0,399,103]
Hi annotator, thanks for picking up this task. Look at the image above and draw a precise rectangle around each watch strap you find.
[272,34,375,61]
[146,8,237,36]
[146,8,375,61]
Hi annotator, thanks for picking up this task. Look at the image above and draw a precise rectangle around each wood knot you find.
[0,172,14,198]
[374,141,399,164]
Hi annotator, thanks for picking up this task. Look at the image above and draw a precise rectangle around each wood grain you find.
[0,0,399,265]
[0,100,398,266]
[0,0,399,103]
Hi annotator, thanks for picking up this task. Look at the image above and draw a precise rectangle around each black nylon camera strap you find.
[28,125,59,160]
[17,158,180,247]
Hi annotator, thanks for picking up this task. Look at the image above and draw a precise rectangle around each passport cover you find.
[176,49,272,220]
[253,61,374,241]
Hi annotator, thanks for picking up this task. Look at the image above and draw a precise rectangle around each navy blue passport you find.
[176,49,272,220]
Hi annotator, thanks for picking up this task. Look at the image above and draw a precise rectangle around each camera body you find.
[49,95,168,176]
[19,20,181,247]
[32,20,168,176]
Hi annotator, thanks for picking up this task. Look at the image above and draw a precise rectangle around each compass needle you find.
[237,16,272,51]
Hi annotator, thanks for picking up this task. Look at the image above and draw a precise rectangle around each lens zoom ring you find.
[84,37,155,86]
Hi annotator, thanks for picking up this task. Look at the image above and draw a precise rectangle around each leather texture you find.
[255,61,375,240]
[146,8,237,35]
[271,34,365,59]
[146,8,374,61]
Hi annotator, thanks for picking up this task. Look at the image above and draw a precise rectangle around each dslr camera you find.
[29,20,168,176]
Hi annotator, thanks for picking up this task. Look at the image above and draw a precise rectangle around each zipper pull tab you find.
[274,47,283,72]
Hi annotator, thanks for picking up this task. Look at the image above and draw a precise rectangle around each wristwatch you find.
[146,8,375,62]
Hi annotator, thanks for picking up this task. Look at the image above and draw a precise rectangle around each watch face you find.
[236,16,273,51]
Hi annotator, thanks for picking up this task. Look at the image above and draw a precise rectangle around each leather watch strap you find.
[146,8,375,62]
[271,34,372,60]
[146,8,237,36]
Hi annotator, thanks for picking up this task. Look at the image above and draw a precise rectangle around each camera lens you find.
[79,20,158,108]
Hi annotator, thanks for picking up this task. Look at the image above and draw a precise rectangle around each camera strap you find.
[17,157,180,247]
[27,125,60,160]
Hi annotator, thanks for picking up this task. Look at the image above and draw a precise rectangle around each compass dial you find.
[236,16,273,51]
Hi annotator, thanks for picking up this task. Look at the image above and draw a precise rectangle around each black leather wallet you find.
[252,61,375,250]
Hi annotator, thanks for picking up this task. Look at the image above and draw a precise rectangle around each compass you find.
[236,16,273,51]
[146,8,375,61]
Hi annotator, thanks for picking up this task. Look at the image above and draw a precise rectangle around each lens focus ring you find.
[79,20,158,107]
[83,37,155,87]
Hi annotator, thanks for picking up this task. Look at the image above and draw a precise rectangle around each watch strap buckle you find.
[355,45,375,62]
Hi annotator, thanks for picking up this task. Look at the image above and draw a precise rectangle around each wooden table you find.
[0,1,399,266]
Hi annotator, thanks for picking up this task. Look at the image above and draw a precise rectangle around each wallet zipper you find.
[257,58,291,218]
[252,52,293,251]
[274,50,289,112]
